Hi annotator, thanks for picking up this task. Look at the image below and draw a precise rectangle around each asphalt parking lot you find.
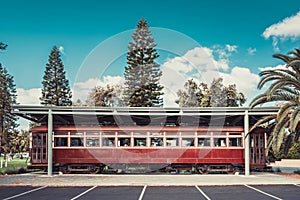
[0,185,300,200]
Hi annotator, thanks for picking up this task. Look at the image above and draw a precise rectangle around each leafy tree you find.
[250,48,300,156]
[0,42,7,50]
[86,85,115,106]
[210,78,227,107]
[86,84,124,107]
[176,78,246,107]
[224,84,246,107]
[40,46,72,106]
[0,63,19,154]
[176,79,209,107]
[124,18,163,107]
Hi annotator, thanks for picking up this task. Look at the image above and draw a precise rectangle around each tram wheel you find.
[89,167,100,174]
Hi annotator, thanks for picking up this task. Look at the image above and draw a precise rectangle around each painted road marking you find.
[70,186,97,200]
[3,186,47,200]
[244,184,282,200]
[138,185,147,200]
[294,184,300,188]
[195,185,211,200]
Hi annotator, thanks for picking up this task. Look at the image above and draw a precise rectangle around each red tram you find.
[13,106,279,174]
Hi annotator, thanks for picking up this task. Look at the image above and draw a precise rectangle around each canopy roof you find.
[12,105,279,127]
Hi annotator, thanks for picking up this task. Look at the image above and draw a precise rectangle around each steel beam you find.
[47,108,53,176]
[244,110,250,176]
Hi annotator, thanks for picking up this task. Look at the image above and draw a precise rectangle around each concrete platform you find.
[0,173,300,186]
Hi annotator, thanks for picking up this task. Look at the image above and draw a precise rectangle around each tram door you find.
[250,132,266,167]
[32,133,47,164]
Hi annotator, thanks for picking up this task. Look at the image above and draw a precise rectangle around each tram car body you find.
[14,106,277,174]
[30,126,266,174]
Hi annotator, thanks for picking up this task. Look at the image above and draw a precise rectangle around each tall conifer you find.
[40,46,72,106]
[0,63,18,154]
[124,18,163,107]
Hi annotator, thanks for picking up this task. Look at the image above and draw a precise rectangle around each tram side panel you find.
[53,148,244,165]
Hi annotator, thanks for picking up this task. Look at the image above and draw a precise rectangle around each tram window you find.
[102,132,116,136]
[150,137,163,147]
[198,138,210,147]
[71,138,84,147]
[37,148,41,159]
[86,132,100,136]
[42,148,46,159]
[181,132,195,136]
[182,138,194,147]
[260,136,264,147]
[213,138,226,147]
[102,137,115,147]
[34,136,41,147]
[229,138,242,147]
[166,132,179,136]
[71,132,84,135]
[43,135,47,146]
[33,149,37,159]
[166,138,178,147]
[54,137,68,147]
[251,138,254,147]
[55,131,68,135]
[134,138,146,146]
[118,138,130,147]
[86,137,100,147]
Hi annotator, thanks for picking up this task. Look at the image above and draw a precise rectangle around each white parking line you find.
[70,186,97,200]
[138,185,147,200]
[3,186,47,200]
[294,184,300,188]
[195,185,211,200]
[244,184,282,200]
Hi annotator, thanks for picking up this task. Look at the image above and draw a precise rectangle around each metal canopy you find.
[12,105,279,127]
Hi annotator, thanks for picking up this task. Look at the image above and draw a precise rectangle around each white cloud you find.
[59,46,65,54]
[258,64,286,71]
[226,44,238,52]
[16,88,41,104]
[263,11,300,39]
[161,46,259,106]
[263,11,300,51]
[247,47,257,55]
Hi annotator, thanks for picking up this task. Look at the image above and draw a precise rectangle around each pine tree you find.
[124,18,163,107]
[0,63,19,154]
[40,46,72,106]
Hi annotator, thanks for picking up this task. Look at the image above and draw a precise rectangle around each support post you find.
[47,108,53,176]
[244,110,250,176]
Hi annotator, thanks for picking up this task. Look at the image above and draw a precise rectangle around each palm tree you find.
[250,48,300,157]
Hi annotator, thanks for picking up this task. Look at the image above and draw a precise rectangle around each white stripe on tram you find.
[244,184,282,200]
[3,186,47,200]
[138,185,147,200]
[70,186,97,200]
[195,185,211,200]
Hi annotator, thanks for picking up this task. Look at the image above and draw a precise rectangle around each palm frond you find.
[289,106,300,132]
[286,60,300,76]
[249,114,276,133]
[276,102,297,127]
[272,54,292,63]
[266,117,289,153]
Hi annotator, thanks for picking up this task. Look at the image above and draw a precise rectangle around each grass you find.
[0,157,29,174]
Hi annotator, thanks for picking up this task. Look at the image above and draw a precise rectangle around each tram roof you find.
[12,105,280,127]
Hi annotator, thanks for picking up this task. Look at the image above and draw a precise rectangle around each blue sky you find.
[1,0,300,108]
